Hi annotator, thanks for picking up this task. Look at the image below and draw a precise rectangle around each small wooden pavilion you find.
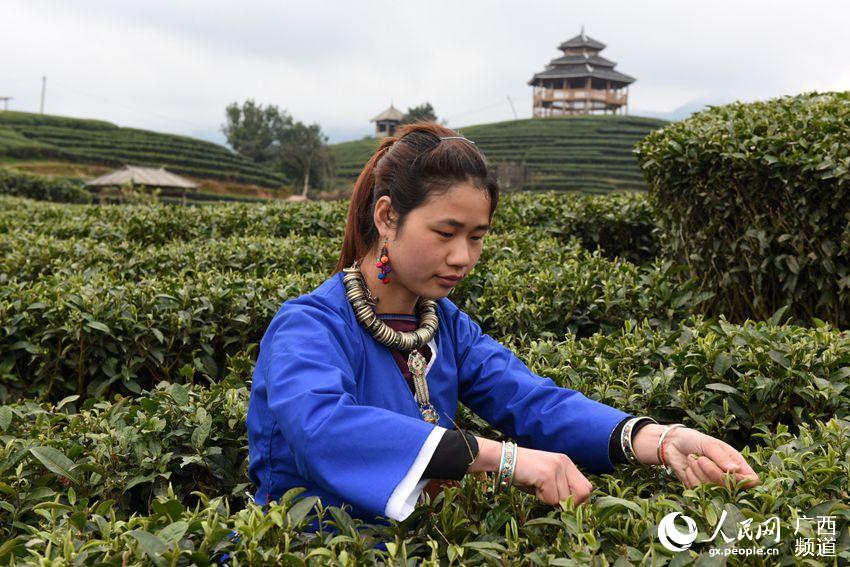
[528,27,635,117]
[370,104,404,138]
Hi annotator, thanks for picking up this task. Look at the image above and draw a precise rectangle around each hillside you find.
[0,112,669,200]
[0,111,288,195]
[330,115,668,194]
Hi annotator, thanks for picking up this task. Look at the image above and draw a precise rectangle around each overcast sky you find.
[3,0,850,146]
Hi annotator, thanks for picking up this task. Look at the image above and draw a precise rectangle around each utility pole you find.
[40,76,46,114]
[506,96,518,120]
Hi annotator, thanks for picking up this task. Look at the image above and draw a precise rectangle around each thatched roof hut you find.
[86,166,198,189]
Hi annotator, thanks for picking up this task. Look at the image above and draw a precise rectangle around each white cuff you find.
[384,425,446,521]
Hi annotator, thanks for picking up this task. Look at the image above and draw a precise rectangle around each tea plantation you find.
[330,115,667,194]
[0,111,286,189]
[2,112,665,201]
[1,183,847,565]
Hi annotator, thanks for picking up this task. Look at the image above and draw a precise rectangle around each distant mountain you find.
[329,115,668,194]
[632,95,738,122]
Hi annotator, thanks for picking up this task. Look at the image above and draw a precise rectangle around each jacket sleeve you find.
[448,301,632,474]
[263,300,439,519]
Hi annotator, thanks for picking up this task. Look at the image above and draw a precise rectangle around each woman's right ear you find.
[373,196,394,236]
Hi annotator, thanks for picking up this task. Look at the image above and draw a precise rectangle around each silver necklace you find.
[342,260,440,423]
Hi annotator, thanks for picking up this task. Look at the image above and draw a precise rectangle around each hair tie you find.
[438,136,476,144]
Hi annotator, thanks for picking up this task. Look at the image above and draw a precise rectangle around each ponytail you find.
[334,137,396,272]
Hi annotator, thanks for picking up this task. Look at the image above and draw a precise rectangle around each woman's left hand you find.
[634,425,761,489]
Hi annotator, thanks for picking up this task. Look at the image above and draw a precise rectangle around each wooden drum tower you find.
[529,27,636,117]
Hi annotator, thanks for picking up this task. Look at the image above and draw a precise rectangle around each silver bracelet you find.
[657,423,686,475]
[621,417,658,465]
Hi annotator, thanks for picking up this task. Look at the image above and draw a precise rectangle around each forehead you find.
[414,182,491,228]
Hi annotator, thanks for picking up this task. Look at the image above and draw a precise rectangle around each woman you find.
[246,121,760,526]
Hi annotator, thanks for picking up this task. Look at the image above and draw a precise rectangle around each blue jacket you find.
[246,271,630,523]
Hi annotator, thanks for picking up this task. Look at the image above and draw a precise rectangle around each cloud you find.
[2,0,849,145]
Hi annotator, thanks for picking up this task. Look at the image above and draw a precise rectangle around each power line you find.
[506,95,518,119]
[452,99,508,118]
[449,93,531,123]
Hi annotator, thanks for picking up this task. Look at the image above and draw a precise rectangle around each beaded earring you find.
[375,239,392,285]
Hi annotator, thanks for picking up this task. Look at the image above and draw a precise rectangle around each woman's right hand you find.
[511,445,593,506]
[470,438,592,506]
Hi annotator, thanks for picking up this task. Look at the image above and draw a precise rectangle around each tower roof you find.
[371,104,404,122]
[558,28,606,51]
[528,64,635,85]
[548,53,617,69]
[528,28,635,86]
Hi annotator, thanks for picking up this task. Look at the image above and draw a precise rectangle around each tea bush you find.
[2,403,847,564]
[4,315,850,547]
[513,314,850,449]
[0,378,251,539]
[0,190,657,262]
[0,194,681,402]
[0,234,700,402]
[0,195,347,244]
[0,270,324,401]
[1,192,848,564]
[635,91,850,328]
[0,169,94,204]
[481,191,659,264]
[0,232,342,282]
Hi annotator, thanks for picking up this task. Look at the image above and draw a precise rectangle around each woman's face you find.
[372,180,492,302]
